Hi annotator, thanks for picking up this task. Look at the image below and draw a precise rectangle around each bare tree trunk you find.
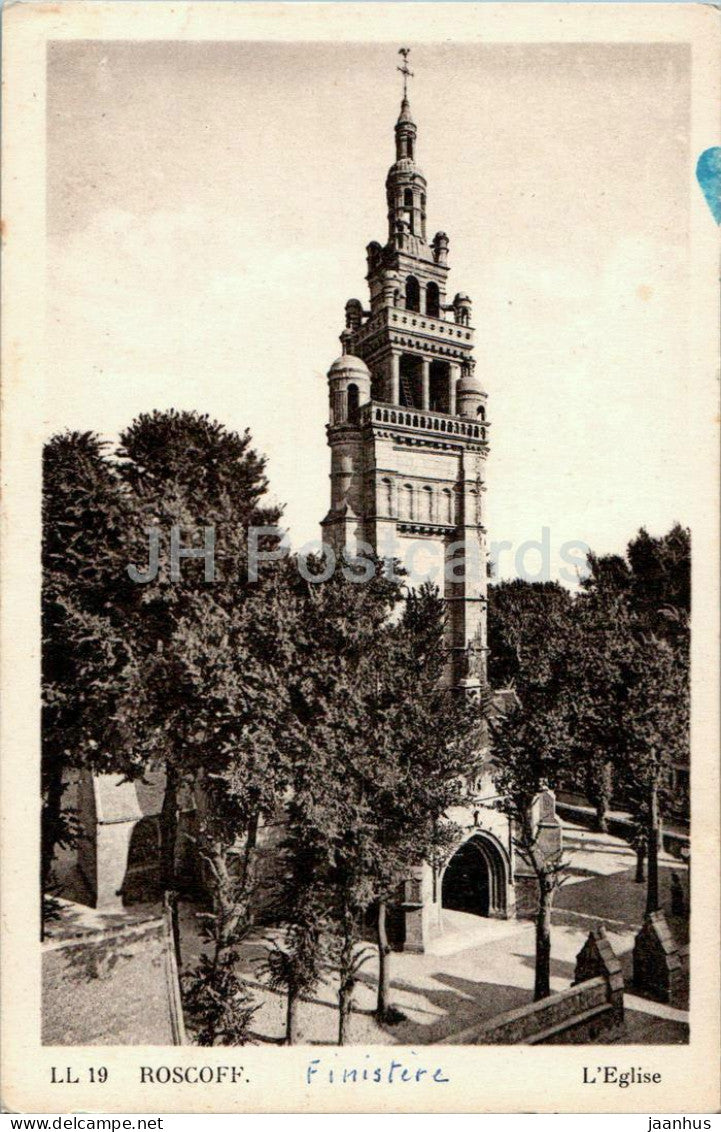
[635,843,646,883]
[337,1000,346,1045]
[241,810,259,926]
[41,757,65,894]
[159,761,179,892]
[337,910,355,1046]
[375,898,392,1022]
[591,761,613,833]
[338,975,351,1046]
[534,880,552,1001]
[159,761,180,962]
[286,987,299,1045]
[646,783,660,914]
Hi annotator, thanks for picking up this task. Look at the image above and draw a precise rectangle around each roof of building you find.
[458,370,485,395]
[386,158,426,182]
[327,354,370,378]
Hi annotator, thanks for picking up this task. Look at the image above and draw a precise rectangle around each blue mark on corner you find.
[696,148,721,224]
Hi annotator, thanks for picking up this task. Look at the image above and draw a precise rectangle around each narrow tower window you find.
[443,488,453,524]
[381,478,393,515]
[347,383,359,424]
[426,282,440,318]
[429,360,450,412]
[405,275,420,313]
[403,189,414,234]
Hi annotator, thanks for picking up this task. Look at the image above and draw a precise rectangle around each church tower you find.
[321,50,490,691]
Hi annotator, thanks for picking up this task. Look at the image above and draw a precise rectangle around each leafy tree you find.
[256,917,330,1045]
[487,580,573,689]
[182,951,257,1046]
[181,768,266,1046]
[256,929,319,1046]
[621,633,689,912]
[492,692,569,1000]
[622,526,690,906]
[42,432,144,910]
[178,593,306,1048]
[563,584,635,832]
[573,525,690,907]
[626,524,690,639]
[277,551,403,1043]
[116,411,284,916]
[365,584,484,1022]
[276,575,486,1035]
[488,580,571,1000]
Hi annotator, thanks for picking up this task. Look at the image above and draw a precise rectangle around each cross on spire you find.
[397,47,414,99]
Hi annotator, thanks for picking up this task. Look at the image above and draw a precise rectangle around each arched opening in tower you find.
[403,189,415,235]
[405,274,420,312]
[399,354,423,408]
[429,360,450,413]
[426,282,440,318]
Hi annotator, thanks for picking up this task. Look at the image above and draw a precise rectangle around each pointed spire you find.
[386,47,425,242]
[397,96,415,127]
[393,48,418,163]
[397,47,414,100]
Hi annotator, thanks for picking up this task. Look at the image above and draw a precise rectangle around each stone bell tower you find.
[321,51,490,692]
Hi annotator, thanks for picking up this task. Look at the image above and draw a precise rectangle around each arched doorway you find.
[441,833,508,918]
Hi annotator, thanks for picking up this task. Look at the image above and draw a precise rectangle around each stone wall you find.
[440,927,624,1045]
[556,799,689,860]
[441,977,615,1045]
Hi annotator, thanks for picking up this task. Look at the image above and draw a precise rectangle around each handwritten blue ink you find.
[696,148,721,224]
[306,1055,449,1086]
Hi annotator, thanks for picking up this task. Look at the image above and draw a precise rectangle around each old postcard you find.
[1,0,719,1116]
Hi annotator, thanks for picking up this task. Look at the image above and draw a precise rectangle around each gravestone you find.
[633,910,683,1003]
[574,925,624,1025]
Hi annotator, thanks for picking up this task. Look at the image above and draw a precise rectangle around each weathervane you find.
[397,47,414,99]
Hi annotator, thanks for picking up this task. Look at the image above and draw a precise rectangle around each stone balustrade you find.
[353,304,474,347]
[361,401,488,442]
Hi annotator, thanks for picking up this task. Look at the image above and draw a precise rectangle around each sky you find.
[46,40,692,583]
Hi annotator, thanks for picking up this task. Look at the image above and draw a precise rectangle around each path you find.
[178,819,689,1045]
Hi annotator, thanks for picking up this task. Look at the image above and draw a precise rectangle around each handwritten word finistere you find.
[306,1057,450,1086]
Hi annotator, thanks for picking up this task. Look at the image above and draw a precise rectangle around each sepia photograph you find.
[1,0,719,1116]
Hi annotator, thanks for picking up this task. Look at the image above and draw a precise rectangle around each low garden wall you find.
[556,799,689,860]
[440,927,625,1045]
[42,900,185,1045]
